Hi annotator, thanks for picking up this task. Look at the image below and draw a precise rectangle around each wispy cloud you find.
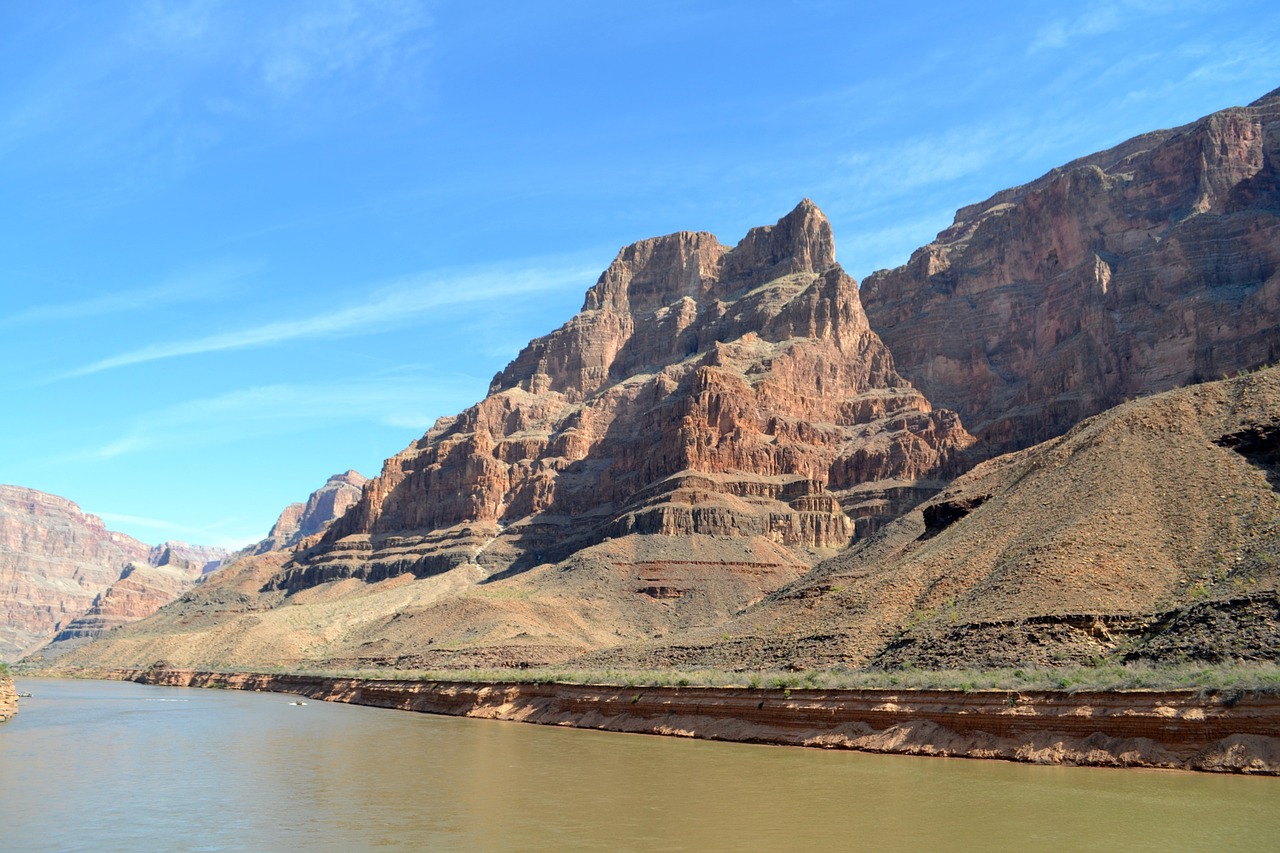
[837,117,1025,201]
[96,509,258,549]
[61,259,597,379]
[2,1,434,181]
[254,1,432,97]
[1026,1,1197,54]
[73,369,481,462]
[0,260,255,328]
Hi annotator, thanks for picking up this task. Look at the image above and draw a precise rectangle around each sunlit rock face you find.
[862,87,1280,456]
[282,200,973,591]
[251,470,369,555]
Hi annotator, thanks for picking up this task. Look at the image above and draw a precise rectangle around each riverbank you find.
[116,667,1280,774]
[0,674,17,722]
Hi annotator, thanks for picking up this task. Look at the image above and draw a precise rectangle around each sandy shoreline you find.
[114,667,1280,774]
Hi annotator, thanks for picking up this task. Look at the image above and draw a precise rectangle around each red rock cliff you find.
[862,87,1280,454]
[286,201,973,590]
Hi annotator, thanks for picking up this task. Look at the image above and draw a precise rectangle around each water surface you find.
[0,678,1274,851]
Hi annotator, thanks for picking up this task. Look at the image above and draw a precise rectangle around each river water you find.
[0,678,1274,852]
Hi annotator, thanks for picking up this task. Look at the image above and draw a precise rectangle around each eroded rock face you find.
[251,470,368,554]
[289,201,973,590]
[0,486,230,662]
[33,561,212,659]
[862,87,1280,455]
[0,486,150,661]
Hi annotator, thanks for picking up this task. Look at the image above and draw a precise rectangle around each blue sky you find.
[4,1,1279,549]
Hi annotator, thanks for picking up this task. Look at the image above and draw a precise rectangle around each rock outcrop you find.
[862,87,1280,456]
[50,203,974,672]
[123,669,1280,774]
[150,541,227,575]
[29,560,212,660]
[251,470,368,554]
[293,201,972,593]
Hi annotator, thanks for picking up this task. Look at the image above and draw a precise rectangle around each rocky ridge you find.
[50,203,975,671]
[862,86,1280,456]
[47,89,1280,675]
[0,486,152,661]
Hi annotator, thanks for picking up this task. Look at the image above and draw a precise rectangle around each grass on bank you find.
[174,660,1280,696]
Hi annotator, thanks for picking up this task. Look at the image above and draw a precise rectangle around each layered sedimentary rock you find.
[0,485,229,661]
[32,560,212,659]
[603,367,1280,670]
[862,87,1280,455]
[0,486,152,661]
[251,470,368,554]
[50,203,974,672]
[124,669,1280,774]
[149,541,227,575]
[290,201,972,591]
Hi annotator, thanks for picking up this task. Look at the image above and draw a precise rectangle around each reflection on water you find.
[0,678,1274,852]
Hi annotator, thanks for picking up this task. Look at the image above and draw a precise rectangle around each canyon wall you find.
[0,485,229,662]
[250,470,368,555]
[0,486,153,661]
[862,87,1280,455]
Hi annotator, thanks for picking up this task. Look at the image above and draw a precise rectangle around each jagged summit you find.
[292,202,971,628]
[250,470,368,555]
[580,199,835,318]
[50,91,1280,676]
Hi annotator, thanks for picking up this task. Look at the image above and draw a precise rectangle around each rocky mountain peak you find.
[722,198,836,289]
[294,203,973,604]
[251,470,369,555]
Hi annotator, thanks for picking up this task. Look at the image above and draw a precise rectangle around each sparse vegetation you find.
[173,660,1280,696]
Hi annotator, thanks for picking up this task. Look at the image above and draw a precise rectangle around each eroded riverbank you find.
[115,667,1280,774]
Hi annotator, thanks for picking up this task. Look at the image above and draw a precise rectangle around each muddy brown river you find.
[0,678,1273,851]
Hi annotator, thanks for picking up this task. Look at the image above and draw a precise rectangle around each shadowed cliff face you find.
[862,87,1280,456]
[285,201,973,591]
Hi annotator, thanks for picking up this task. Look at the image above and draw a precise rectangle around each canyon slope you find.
[0,485,228,662]
[594,367,1280,670]
[862,86,1280,455]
